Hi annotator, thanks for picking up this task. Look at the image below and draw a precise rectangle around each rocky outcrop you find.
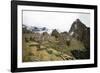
[69,19,90,59]
[69,19,90,49]
[51,29,60,39]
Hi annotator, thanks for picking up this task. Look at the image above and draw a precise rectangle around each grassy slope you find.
[22,33,85,62]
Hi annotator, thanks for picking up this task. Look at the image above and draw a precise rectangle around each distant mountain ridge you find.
[22,24,48,33]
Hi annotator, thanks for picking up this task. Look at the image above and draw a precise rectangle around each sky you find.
[23,10,90,32]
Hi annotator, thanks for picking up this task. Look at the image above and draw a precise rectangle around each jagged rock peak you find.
[73,19,83,24]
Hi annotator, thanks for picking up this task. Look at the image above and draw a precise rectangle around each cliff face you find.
[69,19,90,49]
[69,19,90,59]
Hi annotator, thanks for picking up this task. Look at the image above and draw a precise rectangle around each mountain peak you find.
[69,18,87,34]
[74,19,81,23]
[72,18,87,28]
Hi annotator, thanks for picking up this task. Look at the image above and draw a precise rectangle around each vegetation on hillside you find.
[22,19,90,62]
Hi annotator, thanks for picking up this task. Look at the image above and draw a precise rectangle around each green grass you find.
[22,33,86,62]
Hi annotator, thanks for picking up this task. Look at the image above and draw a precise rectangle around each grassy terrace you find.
[22,33,86,62]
